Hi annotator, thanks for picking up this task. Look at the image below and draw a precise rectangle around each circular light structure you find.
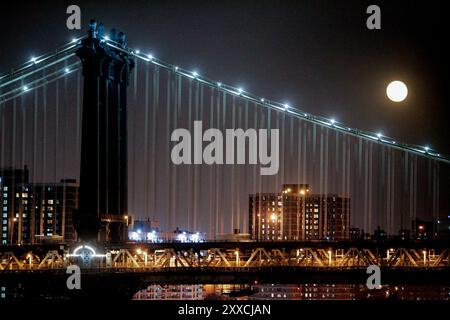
[386,81,408,102]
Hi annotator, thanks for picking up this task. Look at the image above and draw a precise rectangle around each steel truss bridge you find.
[1,241,449,271]
[1,241,450,299]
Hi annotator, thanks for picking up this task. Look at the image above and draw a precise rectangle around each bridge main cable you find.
[104,38,449,164]
[0,35,448,163]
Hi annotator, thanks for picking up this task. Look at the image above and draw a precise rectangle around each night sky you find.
[1,0,449,235]
[1,0,449,153]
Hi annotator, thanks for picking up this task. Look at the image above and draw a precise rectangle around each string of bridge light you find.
[1,35,447,163]
[0,37,84,104]
[103,36,447,163]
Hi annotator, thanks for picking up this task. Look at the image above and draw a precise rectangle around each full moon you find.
[386,80,408,102]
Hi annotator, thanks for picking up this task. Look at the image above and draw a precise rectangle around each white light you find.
[135,50,140,54]
[190,232,201,243]
[83,245,96,255]
[330,118,336,125]
[424,146,430,152]
[284,103,290,110]
[65,68,70,73]
[72,245,84,255]
[376,132,382,139]
[30,57,37,63]
[392,141,396,144]
[304,113,308,117]
[192,71,198,77]
[217,82,222,87]
[260,98,265,102]
[174,66,179,71]
[147,231,157,242]
[23,86,29,91]
[129,232,140,241]
[238,88,244,94]
[71,38,77,43]
[147,54,153,60]
[177,233,187,243]
[386,80,408,102]
[137,229,141,234]
[104,36,109,41]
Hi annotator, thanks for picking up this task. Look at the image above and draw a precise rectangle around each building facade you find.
[0,166,79,245]
[249,184,350,241]
[0,166,31,245]
[31,179,79,243]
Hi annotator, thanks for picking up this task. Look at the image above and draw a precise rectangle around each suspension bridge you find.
[0,20,449,299]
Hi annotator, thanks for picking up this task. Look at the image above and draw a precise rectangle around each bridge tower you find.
[74,20,134,242]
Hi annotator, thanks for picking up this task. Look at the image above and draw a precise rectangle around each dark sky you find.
[1,0,449,154]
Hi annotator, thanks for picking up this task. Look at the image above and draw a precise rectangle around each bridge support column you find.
[75,20,134,242]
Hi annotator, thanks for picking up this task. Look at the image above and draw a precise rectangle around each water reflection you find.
[133,284,450,301]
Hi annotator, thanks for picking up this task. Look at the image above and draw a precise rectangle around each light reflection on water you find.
[133,284,450,301]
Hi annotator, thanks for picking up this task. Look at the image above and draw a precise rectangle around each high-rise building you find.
[249,184,350,241]
[0,166,31,245]
[0,166,79,245]
[31,179,79,243]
